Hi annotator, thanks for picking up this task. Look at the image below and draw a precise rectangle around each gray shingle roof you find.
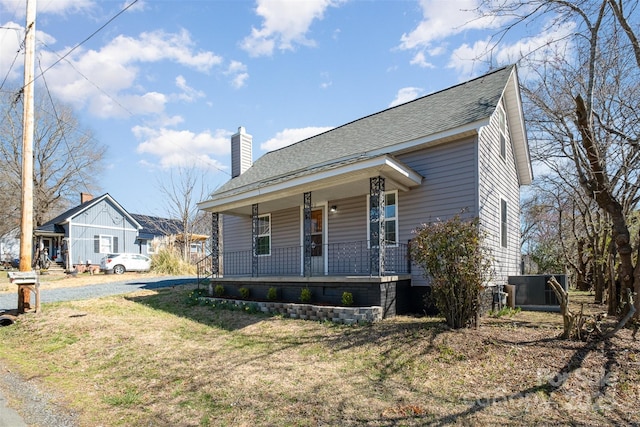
[131,214,182,240]
[214,65,514,197]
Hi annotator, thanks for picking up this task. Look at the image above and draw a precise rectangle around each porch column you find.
[369,176,385,276]
[303,192,312,277]
[251,203,259,277]
[211,212,220,277]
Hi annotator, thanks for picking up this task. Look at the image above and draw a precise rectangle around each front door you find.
[311,208,324,275]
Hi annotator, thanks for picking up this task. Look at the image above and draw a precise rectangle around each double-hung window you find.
[368,190,398,246]
[256,214,271,256]
[384,191,398,245]
[94,235,118,254]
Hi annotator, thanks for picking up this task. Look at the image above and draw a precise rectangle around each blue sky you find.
[0,0,569,217]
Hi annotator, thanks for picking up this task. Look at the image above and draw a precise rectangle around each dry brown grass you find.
[0,286,638,426]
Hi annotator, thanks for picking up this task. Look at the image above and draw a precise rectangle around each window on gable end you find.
[500,199,508,248]
[497,106,507,160]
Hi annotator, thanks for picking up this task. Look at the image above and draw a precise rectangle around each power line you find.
[37,39,135,117]
[38,59,91,194]
[0,24,25,95]
[22,0,140,91]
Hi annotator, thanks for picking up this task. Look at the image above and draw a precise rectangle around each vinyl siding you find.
[327,195,367,244]
[478,99,522,285]
[69,199,139,265]
[222,206,301,275]
[396,137,478,285]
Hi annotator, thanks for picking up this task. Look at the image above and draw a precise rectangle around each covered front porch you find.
[198,153,424,280]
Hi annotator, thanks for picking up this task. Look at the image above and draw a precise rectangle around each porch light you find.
[330,205,337,213]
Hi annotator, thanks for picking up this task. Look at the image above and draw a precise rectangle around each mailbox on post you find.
[7,271,40,314]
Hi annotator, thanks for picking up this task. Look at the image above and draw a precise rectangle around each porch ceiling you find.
[198,154,423,216]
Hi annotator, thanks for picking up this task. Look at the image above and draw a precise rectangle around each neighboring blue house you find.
[34,193,178,270]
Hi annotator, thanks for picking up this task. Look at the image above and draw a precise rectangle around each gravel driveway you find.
[0,275,196,313]
[0,275,197,427]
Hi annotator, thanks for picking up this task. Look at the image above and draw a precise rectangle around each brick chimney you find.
[80,192,93,204]
[231,126,252,178]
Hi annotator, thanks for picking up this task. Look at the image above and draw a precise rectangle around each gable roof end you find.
[502,66,532,185]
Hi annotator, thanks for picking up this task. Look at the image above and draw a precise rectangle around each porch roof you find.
[198,154,423,215]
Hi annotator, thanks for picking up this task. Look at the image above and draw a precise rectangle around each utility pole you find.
[19,0,36,272]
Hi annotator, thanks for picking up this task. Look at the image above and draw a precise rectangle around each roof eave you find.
[198,154,423,214]
[504,66,533,186]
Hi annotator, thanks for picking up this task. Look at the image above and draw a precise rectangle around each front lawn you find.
[0,285,638,426]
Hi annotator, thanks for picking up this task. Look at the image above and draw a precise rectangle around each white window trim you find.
[500,198,508,248]
[366,190,399,248]
[99,234,113,254]
[497,105,507,161]
[256,213,271,257]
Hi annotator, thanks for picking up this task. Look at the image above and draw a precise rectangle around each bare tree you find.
[157,166,210,262]
[0,88,106,228]
[477,0,640,317]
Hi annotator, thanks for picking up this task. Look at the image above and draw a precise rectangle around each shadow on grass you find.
[125,285,270,331]
[124,283,640,425]
[421,336,632,426]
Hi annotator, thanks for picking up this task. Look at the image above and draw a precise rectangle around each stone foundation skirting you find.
[205,297,383,325]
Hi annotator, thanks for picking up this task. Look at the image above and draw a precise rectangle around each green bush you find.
[267,287,278,301]
[410,214,492,329]
[300,287,312,303]
[341,291,354,306]
[239,287,250,299]
[214,284,225,297]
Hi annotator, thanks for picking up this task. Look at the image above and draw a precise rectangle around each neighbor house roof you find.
[131,214,182,240]
[35,193,141,236]
[199,65,532,214]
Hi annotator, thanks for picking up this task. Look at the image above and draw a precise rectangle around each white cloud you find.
[397,0,511,74]
[100,30,221,73]
[0,21,23,82]
[260,126,333,151]
[320,71,332,89]
[409,51,435,69]
[225,60,249,88]
[0,0,96,17]
[133,126,232,169]
[35,29,221,118]
[398,0,501,51]
[121,0,146,12]
[241,0,344,57]
[389,87,424,108]
[174,75,205,102]
[447,21,576,77]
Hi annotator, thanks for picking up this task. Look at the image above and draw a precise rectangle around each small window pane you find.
[385,220,396,244]
[258,217,270,235]
[257,236,270,255]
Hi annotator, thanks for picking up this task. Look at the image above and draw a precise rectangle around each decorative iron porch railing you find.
[197,241,410,283]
